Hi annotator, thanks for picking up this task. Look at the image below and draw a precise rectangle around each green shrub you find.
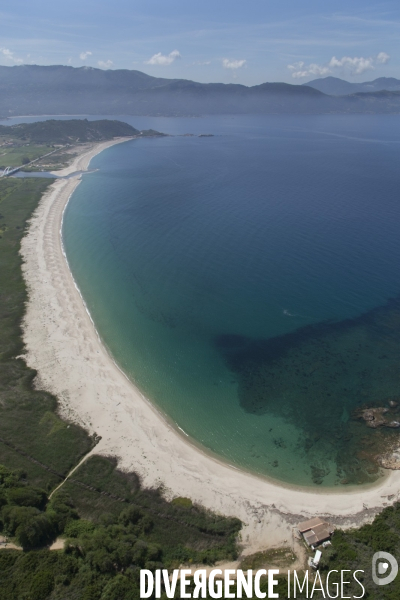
[30,570,54,600]
[0,466,23,488]
[355,519,398,553]
[100,574,139,600]
[82,584,102,600]
[118,505,143,526]
[64,519,95,538]
[7,487,47,510]
[171,497,193,509]
[1,505,39,535]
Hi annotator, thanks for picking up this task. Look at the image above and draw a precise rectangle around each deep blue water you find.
[60,115,400,486]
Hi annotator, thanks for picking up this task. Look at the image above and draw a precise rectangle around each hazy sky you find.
[1,1,399,85]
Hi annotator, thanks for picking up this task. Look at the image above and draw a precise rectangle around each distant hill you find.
[0,119,143,144]
[304,76,400,96]
[1,65,400,116]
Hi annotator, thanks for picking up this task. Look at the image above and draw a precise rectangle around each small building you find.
[297,517,334,549]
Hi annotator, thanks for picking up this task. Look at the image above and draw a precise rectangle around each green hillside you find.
[0,119,140,144]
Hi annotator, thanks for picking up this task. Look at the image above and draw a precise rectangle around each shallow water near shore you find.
[62,115,400,487]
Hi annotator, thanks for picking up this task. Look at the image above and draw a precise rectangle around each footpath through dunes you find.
[18,137,400,554]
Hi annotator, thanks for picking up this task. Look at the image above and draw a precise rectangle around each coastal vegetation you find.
[0,177,93,490]
[0,119,141,144]
[314,508,400,599]
[0,460,240,598]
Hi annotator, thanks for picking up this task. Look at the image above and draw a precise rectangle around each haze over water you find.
[63,115,400,487]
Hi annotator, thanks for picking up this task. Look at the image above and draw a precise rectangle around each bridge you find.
[1,166,21,177]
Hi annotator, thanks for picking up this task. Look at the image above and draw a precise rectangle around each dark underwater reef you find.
[215,296,400,484]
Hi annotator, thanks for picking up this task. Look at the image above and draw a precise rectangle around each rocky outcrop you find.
[356,400,400,429]
[354,399,400,470]
[378,449,400,470]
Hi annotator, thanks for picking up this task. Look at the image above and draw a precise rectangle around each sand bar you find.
[20,138,400,553]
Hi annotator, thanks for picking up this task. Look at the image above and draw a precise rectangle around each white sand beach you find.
[20,138,400,554]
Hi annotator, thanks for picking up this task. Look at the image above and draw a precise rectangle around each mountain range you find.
[304,76,400,96]
[1,65,400,117]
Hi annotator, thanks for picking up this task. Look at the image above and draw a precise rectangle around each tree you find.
[100,575,139,600]
[30,571,54,600]
[15,513,55,550]
[7,486,47,510]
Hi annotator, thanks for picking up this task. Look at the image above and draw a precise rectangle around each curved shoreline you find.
[20,138,400,553]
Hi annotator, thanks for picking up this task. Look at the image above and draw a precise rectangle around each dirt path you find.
[48,447,98,499]
[0,542,21,551]
[49,538,65,550]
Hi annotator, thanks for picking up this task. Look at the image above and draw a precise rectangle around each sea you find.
[7,114,400,487]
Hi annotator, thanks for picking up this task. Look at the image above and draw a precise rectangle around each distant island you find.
[2,65,400,117]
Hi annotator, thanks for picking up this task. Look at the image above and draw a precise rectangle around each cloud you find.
[145,50,181,66]
[193,60,211,66]
[288,61,330,78]
[0,48,23,64]
[98,60,113,69]
[222,58,246,70]
[288,52,390,79]
[377,52,390,64]
[328,56,374,74]
[80,51,92,60]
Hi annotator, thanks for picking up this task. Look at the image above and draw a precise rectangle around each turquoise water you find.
[63,115,400,487]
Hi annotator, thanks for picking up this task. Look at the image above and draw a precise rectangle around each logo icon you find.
[372,552,398,586]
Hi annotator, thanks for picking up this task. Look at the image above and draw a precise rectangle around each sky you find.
[0,0,399,86]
